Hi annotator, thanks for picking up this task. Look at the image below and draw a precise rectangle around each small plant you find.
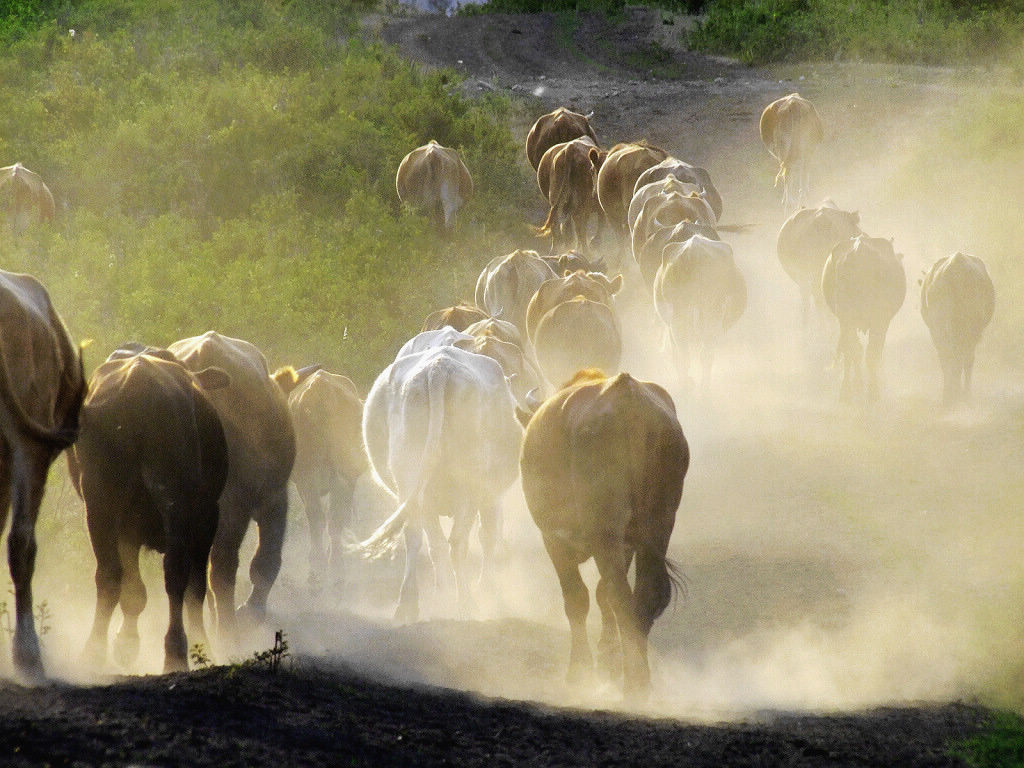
[189,643,212,669]
[250,630,290,674]
[34,601,51,638]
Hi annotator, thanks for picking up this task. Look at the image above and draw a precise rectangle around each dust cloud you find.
[3,61,1024,722]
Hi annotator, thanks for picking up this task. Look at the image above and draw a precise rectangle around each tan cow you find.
[630,189,717,271]
[535,137,607,255]
[464,316,527,350]
[635,219,720,289]
[168,331,296,644]
[525,107,598,171]
[533,295,622,387]
[596,142,670,253]
[633,158,723,221]
[525,269,623,344]
[0,271,85,680]
[281,369,369,588]
[474,249,555,332]
[518,369,688,699]
[0,163,55,232]
[760,93,824,211]
[654,234,747,391]
[421,302,489,332]
[821,235,906,401]
[776,200,861,323]
[920,252,995,405]
[396,141,473,231]
[454,334,543,408]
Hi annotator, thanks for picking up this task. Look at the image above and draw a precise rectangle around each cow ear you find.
[194,366,231,391]
[608,274,624,294]
[453,338,475,351]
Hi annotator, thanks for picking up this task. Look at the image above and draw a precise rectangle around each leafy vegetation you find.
[953,711,1024,767]
[691,0,1024,66]
[0,0,534,388]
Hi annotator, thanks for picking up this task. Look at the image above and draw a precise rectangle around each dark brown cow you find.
[760,93,824,211]
[396,141,473,231]
[920,252,995,405]
[168,331,296,643]
[822,235,906,401]
[533,296,622,387]
[525,107,598,171]
[633,158,723,221]
[654,235,747,391]
[0,271,85,680]
[0,163,55,232]
[596,142,670,252]
[535,137,607,255]
[474,250,555,332]
[279,368,368,588]
[422,303,489,333]
[777,201,861,323]
[71,346,229,673]
[518,369,688,699]
[525,270,623,344]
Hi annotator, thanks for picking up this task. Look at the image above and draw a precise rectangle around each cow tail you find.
[533,158,568,239]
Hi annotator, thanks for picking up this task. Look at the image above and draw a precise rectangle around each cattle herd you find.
[0,93,997,702]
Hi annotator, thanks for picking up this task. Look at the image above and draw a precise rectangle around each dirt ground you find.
[1,7,1021,766]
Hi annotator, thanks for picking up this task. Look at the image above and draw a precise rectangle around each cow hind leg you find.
[208,499,249,649]
[112,538,146,669]
[595,573,622,681]
[543,535,592,684]
[242,488,288,625]
[594,547,647,700]
[395,522,423,624]
[162,539,189,673]
[448,504,477,617]
[297,480,328,592]
[82,486,121,670]
[865,326,889,402]
[8,444,53,682]
[184,503,218,661]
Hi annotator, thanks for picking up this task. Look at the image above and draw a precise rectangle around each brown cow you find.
[279,368,369,588]
[422,302,489,333]
[596,142,670,253]
[533,296,622,387]
[71,346,229,673]
[396,141,473,232]
[168,331,296,644]
[760,93,824,211]
[654,235,747,391]
[821,235,906,401]
[633,158,723,221]
[518,369,688,699]
[777,201,861,323]
[525,107,598,171]
[920,252,995,405]
[0,163,55,232]
[474,250,555,332]
[525,270,623,344]
[535,137,607,255]
[0,271,85,680]
[540,250,607,276]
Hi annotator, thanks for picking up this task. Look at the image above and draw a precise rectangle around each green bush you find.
[0,0,534,390]
[692,0,1024,65]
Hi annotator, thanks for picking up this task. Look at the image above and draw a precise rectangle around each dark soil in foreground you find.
[0,661,988,767]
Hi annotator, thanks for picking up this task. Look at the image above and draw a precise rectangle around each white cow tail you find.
[352,501,410,561]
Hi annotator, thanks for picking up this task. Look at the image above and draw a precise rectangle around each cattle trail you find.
[3,9,1024,763]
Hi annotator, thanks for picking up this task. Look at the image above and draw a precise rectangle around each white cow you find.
[359,345,522,622]
[396,326,474,360]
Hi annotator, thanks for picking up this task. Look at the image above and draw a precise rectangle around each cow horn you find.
[525,387,543,412]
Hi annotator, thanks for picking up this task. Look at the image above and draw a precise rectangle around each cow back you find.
[526,107,598,171]
[920,252,995,348]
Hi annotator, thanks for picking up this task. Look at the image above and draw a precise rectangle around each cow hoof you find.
[13,645,45,686]
[235,603,266,630]
[80,639,107,672]
[112,632,140,669]
[163,654,188,674]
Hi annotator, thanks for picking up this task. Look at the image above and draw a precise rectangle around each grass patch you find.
[953,712,1024,767]
[691,0,1024,66]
